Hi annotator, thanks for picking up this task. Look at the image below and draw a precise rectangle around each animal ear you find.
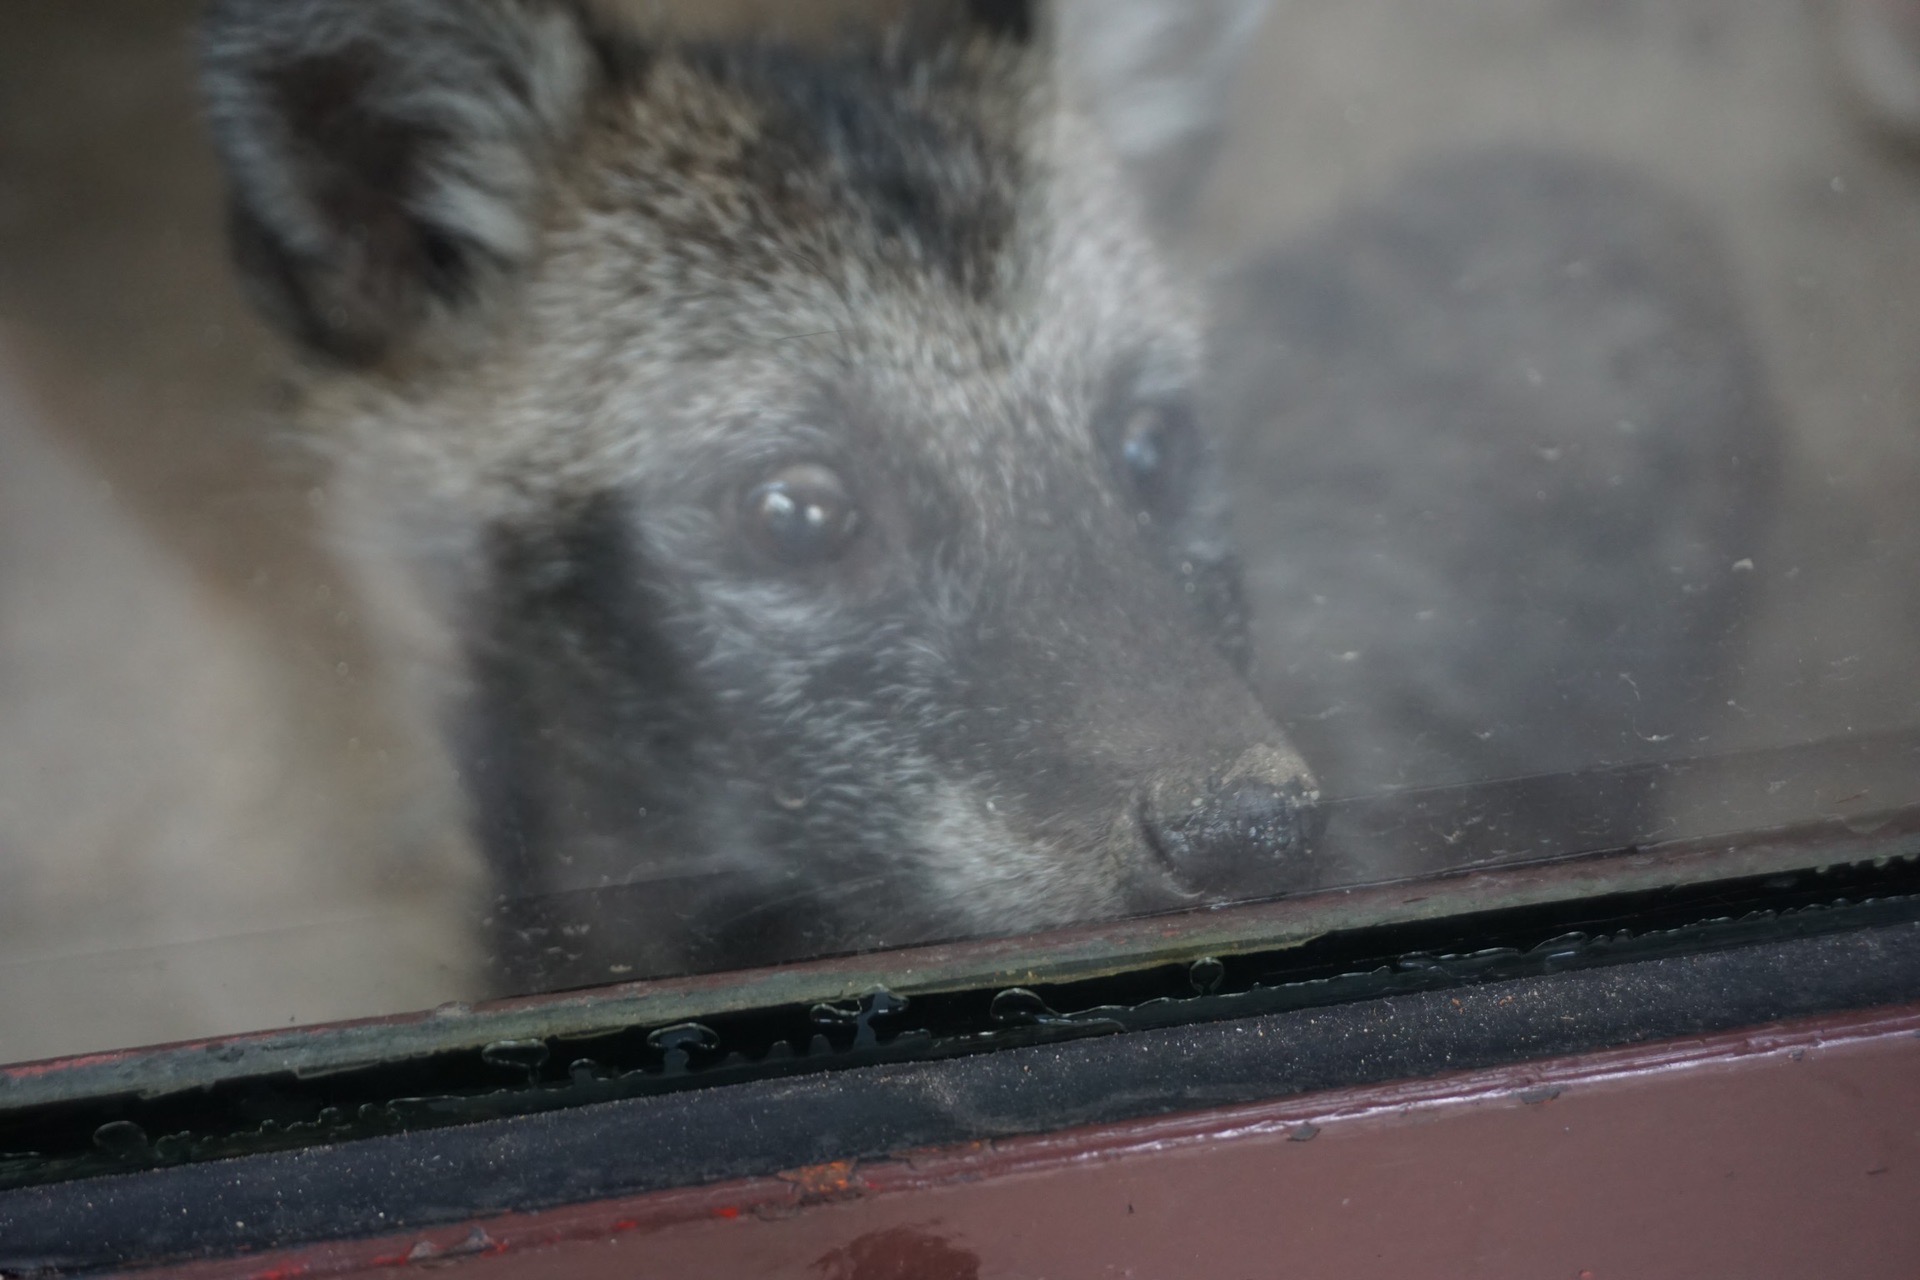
[1053,0,1271,233]
[200,0,596,363]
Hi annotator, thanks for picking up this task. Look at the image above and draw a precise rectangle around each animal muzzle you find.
[1139,743,1324,900]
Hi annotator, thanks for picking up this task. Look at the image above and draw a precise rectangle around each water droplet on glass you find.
[1189,956,1226,995]
[990,987,1064,1026]
[480,1038,551,1083]
[810,989,908,1049]
[812,999,861,1028]
[649,1022,720,1074]
[1531,931,1590,973]
[93,1120,150,1157]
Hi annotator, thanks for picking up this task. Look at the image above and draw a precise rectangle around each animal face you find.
[201,0,1317,988]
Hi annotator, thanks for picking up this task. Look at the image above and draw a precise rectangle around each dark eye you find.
[741,463,862,568]
[1119,402,1196,515]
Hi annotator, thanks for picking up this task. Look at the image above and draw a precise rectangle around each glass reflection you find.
[2,0,1920,1062]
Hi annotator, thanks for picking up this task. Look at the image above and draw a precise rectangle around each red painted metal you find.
[124,1002,1920,1280]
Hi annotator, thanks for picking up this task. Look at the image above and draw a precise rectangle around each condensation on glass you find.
[3,0,1920,1064]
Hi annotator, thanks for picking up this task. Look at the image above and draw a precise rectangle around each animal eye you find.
[741,463,862,568]
[1119,402,1195,514]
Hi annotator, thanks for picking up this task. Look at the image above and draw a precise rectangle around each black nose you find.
[1142,745,1322,898]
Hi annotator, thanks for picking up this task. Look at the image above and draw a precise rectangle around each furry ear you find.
[200,0,595,363]
[1055,0,1270,233]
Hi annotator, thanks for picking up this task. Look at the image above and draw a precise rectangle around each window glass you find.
[3,0,1919,1067]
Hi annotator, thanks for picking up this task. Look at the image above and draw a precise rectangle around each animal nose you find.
[1141,744,1322,897]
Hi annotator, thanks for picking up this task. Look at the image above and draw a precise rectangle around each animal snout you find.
[1141,744,1322,898]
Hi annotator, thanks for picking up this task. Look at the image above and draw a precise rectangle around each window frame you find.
[5,793,1920,1273]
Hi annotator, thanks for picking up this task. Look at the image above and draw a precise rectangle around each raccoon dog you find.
[198,0,1317,989]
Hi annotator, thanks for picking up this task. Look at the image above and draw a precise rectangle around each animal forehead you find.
[569,40,1033,302]
[486,225,1159,518]
[535,31,1190,359]
[618,331,1115,505]
[471,36,1190,503]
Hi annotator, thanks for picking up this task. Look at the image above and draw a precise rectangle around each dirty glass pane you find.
[3,0,1919,1066]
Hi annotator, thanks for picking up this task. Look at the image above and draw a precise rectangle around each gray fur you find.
[201,0,595,360]
[200,0,1316,989]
